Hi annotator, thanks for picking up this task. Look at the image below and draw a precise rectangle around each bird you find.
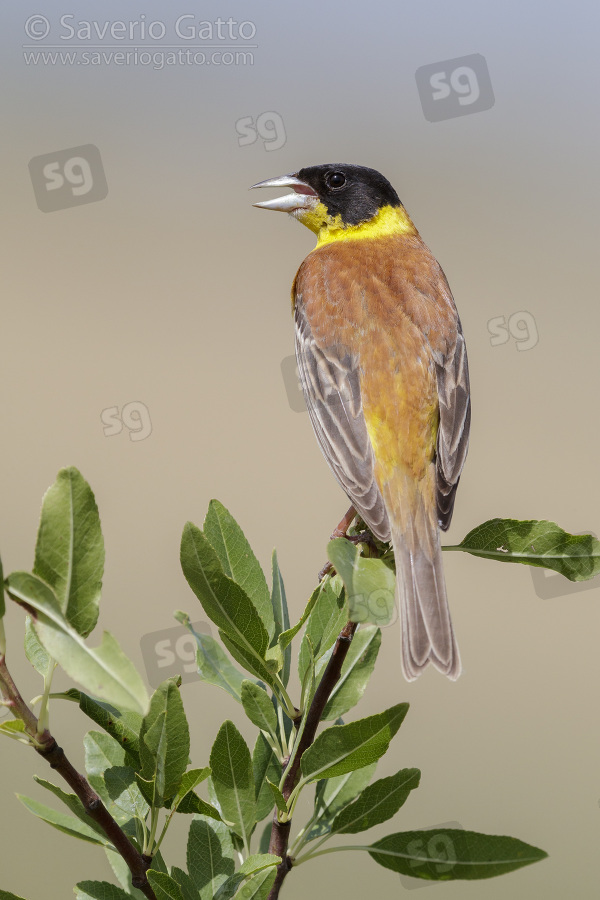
[251,164,470,681]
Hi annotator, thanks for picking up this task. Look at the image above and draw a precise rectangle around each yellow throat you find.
[294,203,417,248]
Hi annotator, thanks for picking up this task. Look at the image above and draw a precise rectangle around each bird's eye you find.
[327,172,346,189]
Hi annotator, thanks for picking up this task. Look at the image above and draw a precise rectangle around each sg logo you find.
[140,621,212,688]
[415,54,494,122]
[399,822,463,890]
[280,351,357,414]
[236,111,287,151]
[29,144,108,212]
[488,311,539,351]
[101,401,152,442]
[348,589,397,628]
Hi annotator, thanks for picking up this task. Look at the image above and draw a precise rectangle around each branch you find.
[0,652,157,900]
[267,619,358,899]
[0,651,46,742]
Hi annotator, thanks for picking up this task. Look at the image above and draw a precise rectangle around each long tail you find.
[389,485,461,681]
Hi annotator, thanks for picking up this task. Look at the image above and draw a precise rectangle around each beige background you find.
[1,1,599,897]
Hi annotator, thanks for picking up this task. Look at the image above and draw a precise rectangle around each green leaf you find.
[308,763,377,841]
[33,467,104,637]
[175,791,222,819]
[266,780,287,815]
[298,578,347,685]
[187,814,236,900]
[104,766,149,822]
[175,614,254,702]
[134,773,156,809]
[368,829,548,880]
[327,539,396,626]
[270,550,290,685]
[257,822,271,854]
[264,641,283,676]
[322,626,381,721]
[7,573,148,715]
[83,730,145,825]
[33,776,108,840]
[169,868,198,900]
[238,854,281,876]
[277,582,321,652]
[166,766,220,818]
[169,766,210,810]
[17,794,110,846]
[139,679,190,803]
[75,883,131,900]
[216,856,281,900]
[147,871,184,900]
[180,523,269,668]
[330,768,420,834]
[252,733,282,822]
[0,890,29,900]
[446,519,600,581]
[299,634,317,714]
[300,703,409,783]
[209,720,256,845]
[218,631,277,686]
[84,728,129,776]
[24,616,51,675]
[241,681,278,740]
[230,867,277,900]
[321,625,381,720]
[0,719,28,741]
[52,688,142,764]
[204,500,274,640]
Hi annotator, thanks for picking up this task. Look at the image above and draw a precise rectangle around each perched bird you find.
[252,164,470,680]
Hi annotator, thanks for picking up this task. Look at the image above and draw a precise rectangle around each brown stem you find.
[37,739,155,897]
[331,506,358,539]
[318,506,357,580]
[267,620,358,899]
[0,653,156,900]
[0,652,48,743]
[282,620,357,800]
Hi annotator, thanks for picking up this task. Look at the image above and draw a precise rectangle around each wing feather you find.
[435,317,471,530]
[294,299,390,541]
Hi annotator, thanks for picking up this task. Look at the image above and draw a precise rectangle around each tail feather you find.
[393,527,461,682]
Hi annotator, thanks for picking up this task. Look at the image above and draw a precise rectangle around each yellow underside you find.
[363,399,439,485]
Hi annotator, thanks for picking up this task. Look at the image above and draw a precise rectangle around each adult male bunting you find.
[252,164,471,681]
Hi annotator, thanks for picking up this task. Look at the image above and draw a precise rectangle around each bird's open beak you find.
[250,174,318,212]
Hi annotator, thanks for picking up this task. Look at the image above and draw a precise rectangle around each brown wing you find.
[294,297,391,541]
[435,315,471,530]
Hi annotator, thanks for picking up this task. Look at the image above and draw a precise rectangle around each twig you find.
[267,620,358,899]
[0,652,157,900]
[317,505,357,580]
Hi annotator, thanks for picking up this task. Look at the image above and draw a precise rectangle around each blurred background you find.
[1,1,599,897]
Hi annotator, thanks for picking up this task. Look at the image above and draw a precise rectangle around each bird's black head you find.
[296,163,401,226]
[251,163,411,241]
